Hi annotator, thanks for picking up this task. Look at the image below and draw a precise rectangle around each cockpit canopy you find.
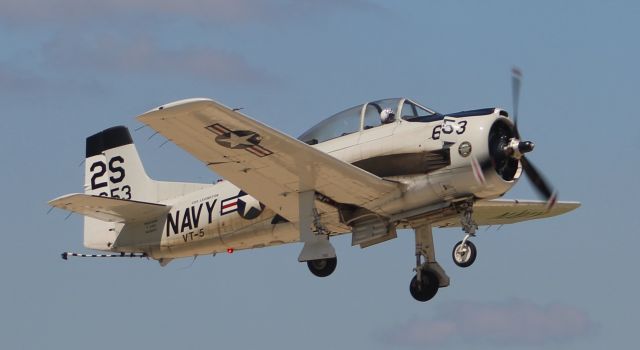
[299,98,439,144]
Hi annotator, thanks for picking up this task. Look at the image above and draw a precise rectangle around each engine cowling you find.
[488,118,520,181]
[429,108,522,200]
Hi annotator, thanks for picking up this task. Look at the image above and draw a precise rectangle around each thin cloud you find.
[41,35,269,84]
[1,0,266,24]
[0,66,45,92]
[0,64,107,96]
[0,0,378,25]
[379,299,597,348]
[0,0,378,86]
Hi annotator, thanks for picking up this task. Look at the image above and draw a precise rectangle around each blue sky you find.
[1,1,638,349]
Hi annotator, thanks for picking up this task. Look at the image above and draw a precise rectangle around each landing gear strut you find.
[298,191,338,277]
[453,202,478,268]
[409,224,449,302]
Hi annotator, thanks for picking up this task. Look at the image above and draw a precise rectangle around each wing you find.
[433,199,580,227]
[49,193,170,223]
[137,98,401,221]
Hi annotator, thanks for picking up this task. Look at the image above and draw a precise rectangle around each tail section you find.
[81,126,211,250]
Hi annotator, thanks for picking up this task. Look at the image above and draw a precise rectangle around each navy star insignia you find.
[205,123,273,157]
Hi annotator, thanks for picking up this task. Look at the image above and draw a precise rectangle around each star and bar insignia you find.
[205,123,273,157]
[220,190,265,220]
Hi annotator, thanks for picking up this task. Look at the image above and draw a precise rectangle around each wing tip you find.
[138,98,215,120]
[48,193,82,206]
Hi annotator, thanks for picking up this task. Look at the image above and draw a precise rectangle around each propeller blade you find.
[520,156,557,208]
[511,66,522,139]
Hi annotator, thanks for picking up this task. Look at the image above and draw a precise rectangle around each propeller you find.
[508,67,557,209]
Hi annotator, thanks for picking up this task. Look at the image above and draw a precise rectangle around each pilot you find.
[380,108,395,124]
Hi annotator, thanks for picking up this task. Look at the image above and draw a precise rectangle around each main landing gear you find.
[409,224,450,302]
[452,202,478,268]
[298,190,338,278]
[408,201,479,302]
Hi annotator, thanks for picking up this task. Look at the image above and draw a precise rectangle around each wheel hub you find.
[311,259,327,270]
[454,245,470,263]
[452,240,477,268]
[409,269,439,302]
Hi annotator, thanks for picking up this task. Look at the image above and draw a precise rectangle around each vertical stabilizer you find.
[83,126,156,249]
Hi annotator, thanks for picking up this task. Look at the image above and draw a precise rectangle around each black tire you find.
[452,240,477,268]
[307,257,337,277]
[409,269,439,302]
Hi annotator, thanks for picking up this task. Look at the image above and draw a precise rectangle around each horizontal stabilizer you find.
[433,199,580,227]
[49,193,170,223]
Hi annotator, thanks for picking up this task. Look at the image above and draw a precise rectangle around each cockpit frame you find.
[299,98,438,145]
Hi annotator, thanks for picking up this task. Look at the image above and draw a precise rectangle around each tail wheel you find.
[409,269,439,302]
[452,240,477,267]
[307,257,337,277]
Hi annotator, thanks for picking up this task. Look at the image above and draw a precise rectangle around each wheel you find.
[409,269,439,302]
[307,257,337,277]
[452,240,477,267]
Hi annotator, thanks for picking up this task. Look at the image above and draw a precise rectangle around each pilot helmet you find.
[381,108,395,123]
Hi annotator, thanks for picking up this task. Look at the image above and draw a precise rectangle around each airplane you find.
[49,69,579,302]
